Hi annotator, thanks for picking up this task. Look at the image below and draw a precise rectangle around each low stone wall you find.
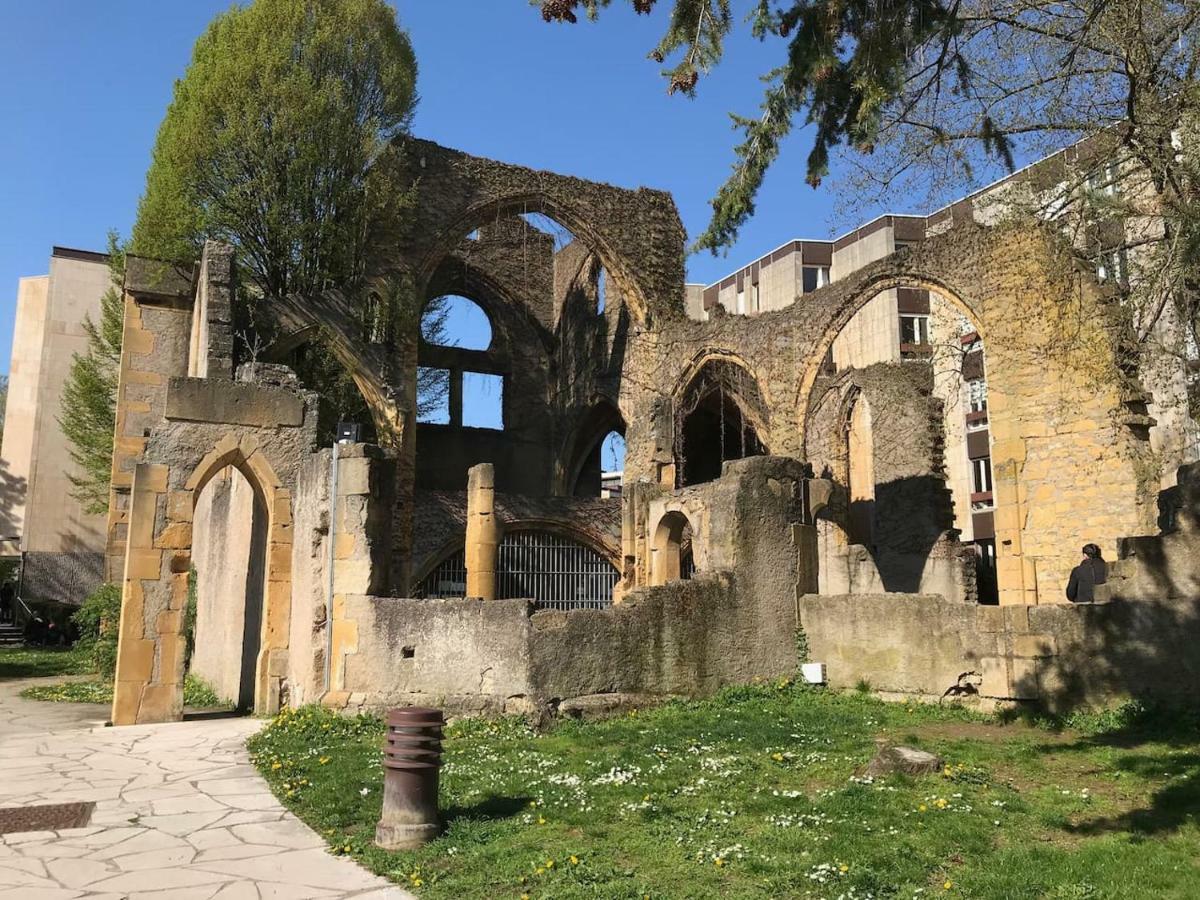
[327,569,799,715]
[800,592,1200,711]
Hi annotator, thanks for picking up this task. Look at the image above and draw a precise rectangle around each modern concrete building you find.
[0,247,110,607]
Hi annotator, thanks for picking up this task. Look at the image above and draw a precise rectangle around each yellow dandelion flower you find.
[944,880,953,890]
[840,864,849,873]
[570,855,579,865]
[412,878,423,887]
[714,858,725,867]
[771,752,784,762]
[537,816,546,825]
[319,757,331,765]
[918,804,928,813]
[546,859,554,868]
[271,762,282,770]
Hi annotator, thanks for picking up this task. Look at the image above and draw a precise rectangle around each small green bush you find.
[71,583,122,681]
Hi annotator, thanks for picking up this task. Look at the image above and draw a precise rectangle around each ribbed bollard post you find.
[375,707,444,850]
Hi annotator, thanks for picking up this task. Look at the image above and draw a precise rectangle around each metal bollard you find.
[374,707,444,850]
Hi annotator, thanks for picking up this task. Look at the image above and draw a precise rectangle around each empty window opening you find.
[401,645,416,659]
[679,387,765,486]
[802,265,831,293]
[651,511,696,586]
[972,456,994,507]
[900,314,930,347]
[422,295,492,351]
[462,372,503,430]
[520,211,578,252]
[575,429,626,497]
[596,265,607,314]
[417,367,451,424]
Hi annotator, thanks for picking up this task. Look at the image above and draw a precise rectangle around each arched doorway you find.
[650,510,697,586]
[189,465,268,712]
[845,393,875,547]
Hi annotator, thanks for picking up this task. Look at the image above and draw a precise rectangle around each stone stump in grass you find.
[863,741,944,778]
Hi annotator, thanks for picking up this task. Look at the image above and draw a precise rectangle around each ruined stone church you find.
[99,137,1200,725]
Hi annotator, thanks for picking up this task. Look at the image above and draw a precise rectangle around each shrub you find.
[71,583,122,681]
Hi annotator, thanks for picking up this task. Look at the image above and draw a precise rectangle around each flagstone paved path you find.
[0,677,414,900]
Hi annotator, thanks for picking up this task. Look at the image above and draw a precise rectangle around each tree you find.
[59,235,125,514]
[132,0,418,307]
[536,1,1198,254]
[540,2,1200,413]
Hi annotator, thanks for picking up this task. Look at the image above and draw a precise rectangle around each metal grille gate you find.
[413,531,617,609]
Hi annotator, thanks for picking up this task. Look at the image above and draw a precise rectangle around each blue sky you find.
[0,1,909,378]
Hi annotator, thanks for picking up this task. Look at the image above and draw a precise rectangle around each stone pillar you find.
[464,464,499,601]
[325,444,397,704]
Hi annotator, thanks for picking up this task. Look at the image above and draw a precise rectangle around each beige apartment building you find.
[0,247,110,606]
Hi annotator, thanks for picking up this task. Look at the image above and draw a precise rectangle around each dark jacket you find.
[1066,557,1107,603]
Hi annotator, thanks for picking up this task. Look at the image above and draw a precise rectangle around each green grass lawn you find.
[248,685,1200,899]
[1,645,230,710]
[0,645,92,679]
[18,673,228,709]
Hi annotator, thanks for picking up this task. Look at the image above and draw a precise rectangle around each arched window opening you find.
[574,428,626,498]
[520,211,578,252]
[497,530,618,609]
[417,294,503,431]
[651,511,696,586]
[413,531,619,609]
[190,466,267,713]
[422,294,492,351]
[677,363,766,486]
[596,265,608,314]
[413,546,466,599]
[846,395,875,547]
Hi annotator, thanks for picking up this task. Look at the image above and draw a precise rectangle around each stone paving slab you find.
[0,678,414,899]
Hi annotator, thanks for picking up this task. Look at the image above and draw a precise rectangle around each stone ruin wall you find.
[103,138,1194,725]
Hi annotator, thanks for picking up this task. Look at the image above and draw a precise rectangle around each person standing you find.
[1066,543,1107,603]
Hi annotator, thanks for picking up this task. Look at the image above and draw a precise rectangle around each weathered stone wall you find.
[616,222,1157,605]
[800,591,1200,712]
[333,455,813,713]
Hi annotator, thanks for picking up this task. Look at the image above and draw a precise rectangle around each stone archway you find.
[111,434,294,725]
[793,224,1155,604]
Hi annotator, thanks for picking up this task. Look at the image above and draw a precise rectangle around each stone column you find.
[464,464,499,601]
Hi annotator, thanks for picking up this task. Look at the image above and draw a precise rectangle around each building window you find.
[462,372,503,430]
[802,266,830,293]
[751,282,760,313]
[900,314,930,347]
[972,456,994,507]
[968,379,988,413]
[1086,161,1121,197]
[1096,247,1128,286]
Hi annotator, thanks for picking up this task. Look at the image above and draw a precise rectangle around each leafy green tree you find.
[537,1,1198,257]
[132,0,418,306]
[59,234,126,514]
